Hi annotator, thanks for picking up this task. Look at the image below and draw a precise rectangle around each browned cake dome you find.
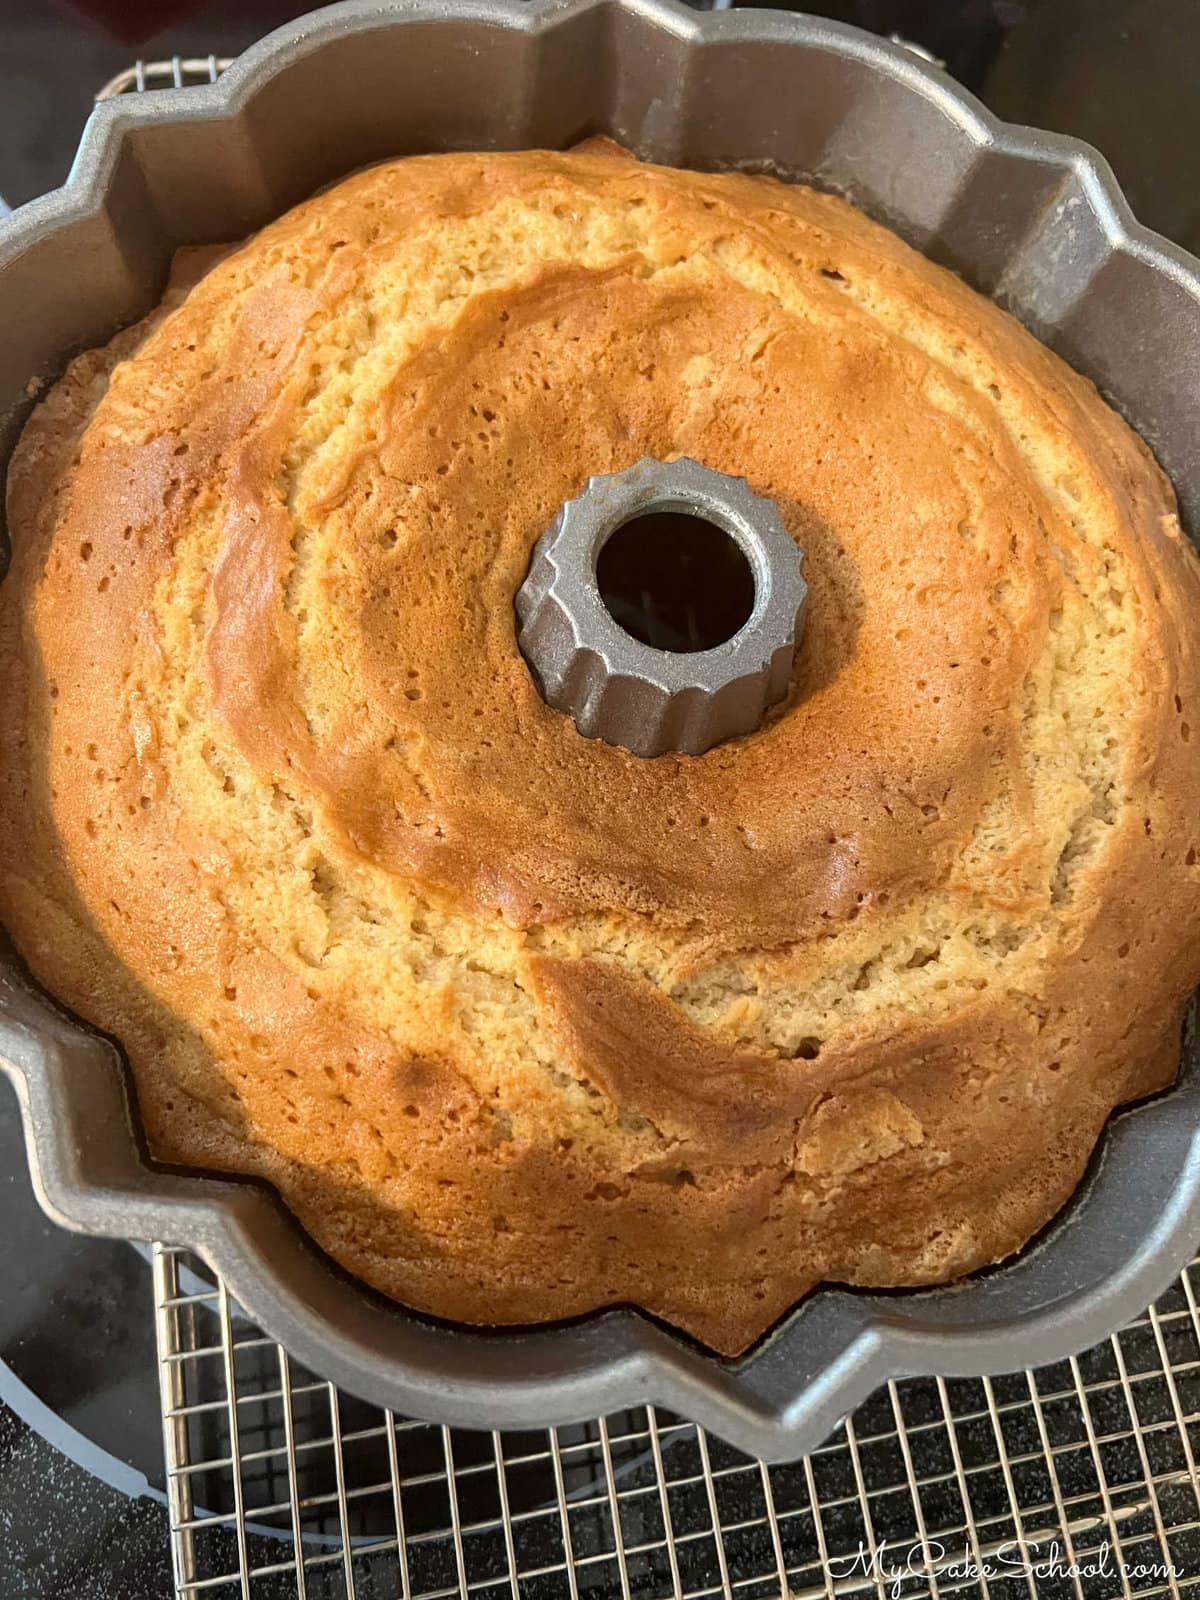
[2,140,1199,1355]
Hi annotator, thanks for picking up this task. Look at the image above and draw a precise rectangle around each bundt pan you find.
[2,0,1200,1462]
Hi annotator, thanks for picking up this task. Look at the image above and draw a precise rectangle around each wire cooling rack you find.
[97,55,233,99]
[105,43,1200,1600]
[153,1243,1200,1599]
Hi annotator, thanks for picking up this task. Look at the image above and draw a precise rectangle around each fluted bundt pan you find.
[1,0,1199,1461]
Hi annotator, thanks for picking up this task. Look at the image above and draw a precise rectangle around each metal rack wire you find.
[153,1243,1200,1599]
[108,46,1200,1600]
[97,56,233,100]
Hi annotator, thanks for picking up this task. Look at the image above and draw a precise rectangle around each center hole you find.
[595,510,756,652]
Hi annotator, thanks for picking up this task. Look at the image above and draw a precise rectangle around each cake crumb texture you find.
[2,140,1199,1353]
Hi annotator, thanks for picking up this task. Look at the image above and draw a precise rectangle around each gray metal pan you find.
[1,0,1198,1461]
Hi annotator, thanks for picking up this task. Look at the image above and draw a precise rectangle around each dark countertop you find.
[0,1076,173,1599]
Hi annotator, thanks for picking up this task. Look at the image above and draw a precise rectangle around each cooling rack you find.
[153,1242,1200,1599]
[96,55,233,99]
[95,47,1200,1600]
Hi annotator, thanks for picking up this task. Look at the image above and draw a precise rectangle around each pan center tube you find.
[515,456,808,757]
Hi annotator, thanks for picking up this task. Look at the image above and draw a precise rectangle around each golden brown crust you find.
[1,140,1199,1353]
